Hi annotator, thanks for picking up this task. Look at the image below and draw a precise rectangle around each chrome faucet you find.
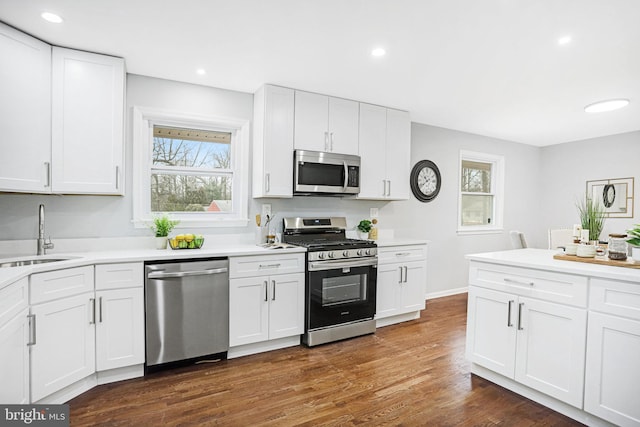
[37,204,54,255]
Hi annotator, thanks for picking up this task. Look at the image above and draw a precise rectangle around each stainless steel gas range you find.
[282,217,377,346]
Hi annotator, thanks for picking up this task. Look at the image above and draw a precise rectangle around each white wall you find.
[383,123,542,296]
[539,131,640,240]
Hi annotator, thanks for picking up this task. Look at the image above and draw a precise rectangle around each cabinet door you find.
[376,263,402,319]
[384,109,411,200]
[466,287,516,378]
[51,47,124,195]
[328,97,359,155]
[31,292,96,402]
[401,261,426,313]
[96,288,144,371]
[268,273,305,340]
[358,103,387,199]
[253,85,294,197]
[294,91,329,152]
[584,312,640,426]
[0,308,30,404]
[514,297,586,408]
[0,23,51,193]
[229,277,269,346]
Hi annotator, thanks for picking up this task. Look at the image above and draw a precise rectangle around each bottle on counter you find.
[368,218,378,241]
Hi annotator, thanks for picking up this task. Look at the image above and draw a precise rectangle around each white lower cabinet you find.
[229,254,305,352]
[95,287,145,371]
[466,264,587,409]
[584,278,640,427]
[376,244,427,325]
[0,277,30,404]
[30,291,96,402]
[229,272,304,347]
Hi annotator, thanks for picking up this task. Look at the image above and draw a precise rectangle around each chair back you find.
[509,230,527,249]
[548,228,574,249]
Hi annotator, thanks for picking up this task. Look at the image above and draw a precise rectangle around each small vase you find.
[155,236,168,250]
[358,231,369,240]
[632,246,640,262]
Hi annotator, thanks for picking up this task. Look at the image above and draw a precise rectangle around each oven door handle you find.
[308,257,378,271]
[343,161,348,191]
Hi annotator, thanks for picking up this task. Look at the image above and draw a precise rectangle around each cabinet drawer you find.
[469,261,587,307]
[0,277,28,326]
[30,266,94,304]
[378,245,426,264]
[95,262,143,290]
[229,254,305,279]
[590,278,640,320]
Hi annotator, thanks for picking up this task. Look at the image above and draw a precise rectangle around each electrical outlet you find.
[261,204,272,221]
[370,208,379,218]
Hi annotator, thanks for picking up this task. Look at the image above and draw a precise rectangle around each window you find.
[133,107,249,228]
[458,150,504,234]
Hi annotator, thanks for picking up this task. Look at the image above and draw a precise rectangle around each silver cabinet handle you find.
[272,280,276,301]
[330,132,334,151]
[382,180,387,197]
[147,267,228,279]
[99,297,103,323]
[115,166,120,190]
[89,298,96,324]
[259,263,281,269]
[507,300,514,327]
[265,173,270,193]
[324,132,329,151]
[264,280,268,302]
[387,180,391,197]
[504,278,535,287]
[44,162,51,188]
[399,266,403,284]
[517,302,524,330]
[403,266,408,283]
[28,314,36,346]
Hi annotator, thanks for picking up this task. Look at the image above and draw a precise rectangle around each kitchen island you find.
[466,248,640,427]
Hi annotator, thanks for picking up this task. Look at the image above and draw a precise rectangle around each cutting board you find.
[553,253,640,269]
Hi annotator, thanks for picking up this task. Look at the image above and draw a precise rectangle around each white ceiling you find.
[1,0,639,146]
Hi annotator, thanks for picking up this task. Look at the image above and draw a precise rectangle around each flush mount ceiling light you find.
[584,98,630,113]
[557,35,572,45]
[41,12,63,23]
[196,68,206,75]
[371,47,386,57]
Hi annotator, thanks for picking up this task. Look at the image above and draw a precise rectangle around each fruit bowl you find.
[168,234,205,250]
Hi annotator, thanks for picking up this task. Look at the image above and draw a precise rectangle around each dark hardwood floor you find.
[69,293,583,426]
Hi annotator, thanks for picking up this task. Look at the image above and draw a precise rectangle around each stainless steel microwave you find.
[293,150,360,196]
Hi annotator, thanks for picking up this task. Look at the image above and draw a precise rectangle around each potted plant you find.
[151,213,179,249]
[576,196,606,243]
[626,224,640,262]
[357,219,372,240]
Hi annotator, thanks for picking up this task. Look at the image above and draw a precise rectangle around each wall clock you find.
[410,160,441,202]
[602,184,615,208]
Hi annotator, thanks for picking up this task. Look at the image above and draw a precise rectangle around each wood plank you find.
[554,253,640,269]
[68,294,582,426]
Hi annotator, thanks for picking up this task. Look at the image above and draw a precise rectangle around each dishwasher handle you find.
[147,267,228,279]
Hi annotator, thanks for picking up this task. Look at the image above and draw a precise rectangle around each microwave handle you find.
[343,161,348,190]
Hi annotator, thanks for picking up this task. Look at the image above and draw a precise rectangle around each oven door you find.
[306,257,377,330]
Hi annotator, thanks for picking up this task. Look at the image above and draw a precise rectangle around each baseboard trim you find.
[426,287,468,300]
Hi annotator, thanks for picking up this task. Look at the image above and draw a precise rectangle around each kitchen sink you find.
[0,256,77,268]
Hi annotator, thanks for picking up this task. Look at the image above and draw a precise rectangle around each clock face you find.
[410,160,441,202]
[603,184,616,208]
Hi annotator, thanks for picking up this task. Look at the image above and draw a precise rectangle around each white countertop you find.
[374,238,430,247]
[0,244,306,291]
[467,248,640,283]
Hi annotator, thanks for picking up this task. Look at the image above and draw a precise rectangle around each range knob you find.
[343,250,350,257]
[328,251,335,258]
[318,252,326,259]
[357,249,363,256]
[365,249,372,256]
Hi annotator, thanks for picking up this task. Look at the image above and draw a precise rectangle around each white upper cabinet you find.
[51,47,125,195]
[358,104,411,200]
[252,85,295,198]
[0,23,52,193]
[294,90,359,155]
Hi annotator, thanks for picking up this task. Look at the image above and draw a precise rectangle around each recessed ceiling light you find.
[584,98,630,113]
[196,69,206,75]
[557,35,572,45]
[371,47,386,57]
[41,12,63,23]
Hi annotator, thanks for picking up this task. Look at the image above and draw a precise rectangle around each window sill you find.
[457,227,504,236]
[133,217,249,229]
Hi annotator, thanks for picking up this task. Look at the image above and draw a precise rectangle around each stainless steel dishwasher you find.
[145,258,229,369]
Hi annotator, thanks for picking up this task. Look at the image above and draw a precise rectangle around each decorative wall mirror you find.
[586,177,634,218]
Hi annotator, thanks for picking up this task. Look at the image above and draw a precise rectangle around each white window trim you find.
[457,150,504,235]
[132,106,249,229]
